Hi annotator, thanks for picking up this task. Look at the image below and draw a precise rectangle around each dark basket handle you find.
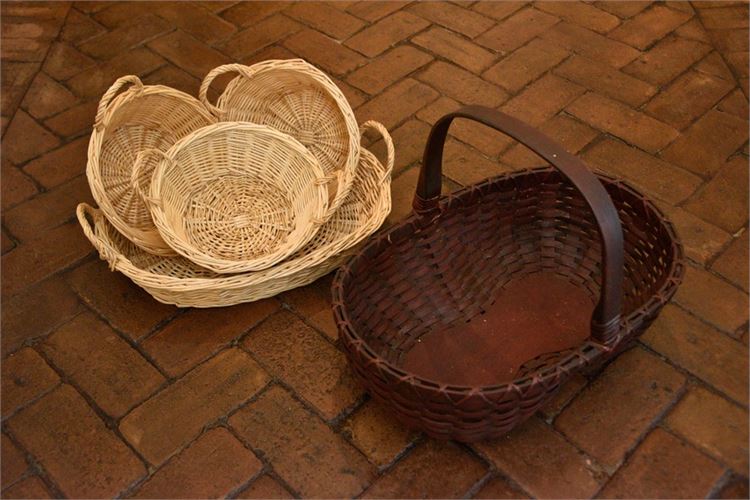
[413,105,623,345]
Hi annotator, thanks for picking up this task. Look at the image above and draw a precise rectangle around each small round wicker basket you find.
[76,121,393,307]
[87,75,216,256]
[199,60,359,221]
[133,122,330,274]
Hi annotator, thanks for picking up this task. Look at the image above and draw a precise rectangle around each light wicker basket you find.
[76,121,393,308]
[87,75,216,256]
[133,122,330,274]
[199,60,359,221]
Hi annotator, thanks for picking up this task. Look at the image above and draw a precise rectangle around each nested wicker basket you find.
[87,75,216,256]
[133,122,330,273]
[199,60,359,221]
[77,121,393,307]
[333,106,684,442]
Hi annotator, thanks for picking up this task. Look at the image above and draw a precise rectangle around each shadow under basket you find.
[332,106,684,442]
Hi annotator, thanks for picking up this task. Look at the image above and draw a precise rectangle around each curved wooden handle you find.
[414,105,624,345]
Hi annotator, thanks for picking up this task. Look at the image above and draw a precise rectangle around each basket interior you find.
[219,71,351,180]
[99,93,214,229]
[158,126,323,262]
[341,169,677,386]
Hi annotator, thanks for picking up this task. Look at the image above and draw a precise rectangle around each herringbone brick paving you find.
[1,1,748,498]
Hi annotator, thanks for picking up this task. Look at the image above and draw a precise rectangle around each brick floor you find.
[1,1,748,498]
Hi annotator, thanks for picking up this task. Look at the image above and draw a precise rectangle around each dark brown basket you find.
[332,106,684,442]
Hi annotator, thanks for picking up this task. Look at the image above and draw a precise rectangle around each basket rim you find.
[331,166,685,397]
[145,121,330,274]
[204,59,361,218]
[86,81,216,256]
[78,146,392,293]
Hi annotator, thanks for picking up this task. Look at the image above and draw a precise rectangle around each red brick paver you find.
[1,2,748,498]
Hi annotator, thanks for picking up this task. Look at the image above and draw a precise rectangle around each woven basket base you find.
[401,272,595,387]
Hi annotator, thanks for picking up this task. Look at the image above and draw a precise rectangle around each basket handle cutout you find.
[131,149,170,209]
[199,63,257,117]
[414,105,624,345]
[76,203,120,270]
[360,120,395,184]
[94,75,144,130]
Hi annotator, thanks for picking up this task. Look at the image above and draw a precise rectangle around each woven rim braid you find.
[199,60,360,221]
[86,75,216,256]
[134,122,330,274]
[76,122,393,307]
[332,169,684,442]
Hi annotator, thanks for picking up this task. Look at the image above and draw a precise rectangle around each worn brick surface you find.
[341,399,418,468]
[1,475,52,499]
[540,21,640,68]
[1,160,37,211]
[1,2,748,498]
[712,230,749,291]
[502,74,585,126]
[623,35,711,85]
[474,417,602,499]
[645,70,733,129]
[1,348,59,417]
[567,92,679,153]
[482,38,568,93]
[476,7,559,53]
[608,5,691,50]
[582,137,701,204]
[23,135,90,188]
[132,428,262,499]
[555,348,686,469]
[347,45,433,95]
[599,428,724,498]
[346,11,429,57]
[661,109,747,178]
[120,348,269,465]
[7,385,147,498]
[684,156,749,233]
[474,475,529,499]
[235,474,293,499]
[660,205,732,264]
[1,433,28,488]
[41,312,165,418]
[412,27,493,74]
[142,299,278,377]
[243,311,362,420]
[642,304,748,404]
[1,276,83,355]
[674,265,749,335]
[67,260,177,341]
[667,386,749,472]
[364,440,487,498]
[554,55,657,107]
[229,385,375,498]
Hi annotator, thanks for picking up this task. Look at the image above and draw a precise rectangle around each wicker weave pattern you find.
[77,122,393,307]
[134,122,330,273]
[199,60,359,220]
[87,75,216,255]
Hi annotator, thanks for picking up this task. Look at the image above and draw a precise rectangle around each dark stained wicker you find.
[332,106,684,442]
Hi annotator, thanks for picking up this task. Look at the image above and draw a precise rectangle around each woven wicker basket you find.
[133,122,330,273]
[77,121,393,307]
[87,75,216,256]
[333,106,684,442]
[199,60,359,221]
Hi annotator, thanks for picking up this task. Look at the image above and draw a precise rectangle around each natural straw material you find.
[77,121,393,307]
[133,122,329,273]
[199,60,359,220]
[333,107,683,442]
[87,75,216,255]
